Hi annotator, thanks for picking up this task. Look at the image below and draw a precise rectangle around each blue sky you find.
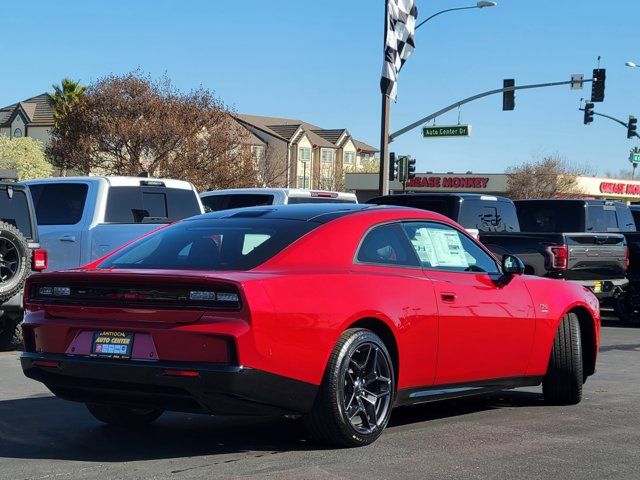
[2,0,638,175]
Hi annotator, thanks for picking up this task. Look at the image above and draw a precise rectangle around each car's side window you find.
[402,222,500,273]
[357,223,420,267]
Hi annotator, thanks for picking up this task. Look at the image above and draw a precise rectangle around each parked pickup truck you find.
[200,188,357,213]
[367,193,629,300]
[22,177,203,272]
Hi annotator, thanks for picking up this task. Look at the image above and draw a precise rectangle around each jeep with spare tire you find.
[0,176,47,350]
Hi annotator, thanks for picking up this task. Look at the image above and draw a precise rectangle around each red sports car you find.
[21,204,600,447]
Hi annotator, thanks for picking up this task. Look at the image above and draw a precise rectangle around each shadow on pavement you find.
[0,389,542,462]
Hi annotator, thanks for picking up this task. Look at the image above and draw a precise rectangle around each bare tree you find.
[506,155,591,199]
[47,71,255,191]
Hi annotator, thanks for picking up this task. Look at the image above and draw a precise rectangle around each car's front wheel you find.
[542,312,583,405]
[85,403,164,426]
[304,328,395,447]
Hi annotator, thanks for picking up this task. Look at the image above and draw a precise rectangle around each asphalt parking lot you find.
[1,319,639,480]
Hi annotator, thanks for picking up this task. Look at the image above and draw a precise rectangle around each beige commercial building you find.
[346,171,640,203]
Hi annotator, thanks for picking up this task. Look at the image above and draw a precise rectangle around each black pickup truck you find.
[367,194,629,300]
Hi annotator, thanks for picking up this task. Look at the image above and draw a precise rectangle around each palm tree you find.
[50,78,86,122]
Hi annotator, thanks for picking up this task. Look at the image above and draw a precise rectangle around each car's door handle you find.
[58,235,76,243]
[441,292,457,303]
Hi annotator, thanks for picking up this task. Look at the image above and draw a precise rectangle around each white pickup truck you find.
[22,176,203,271]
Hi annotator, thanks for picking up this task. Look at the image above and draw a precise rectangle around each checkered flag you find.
[380,0,418,102]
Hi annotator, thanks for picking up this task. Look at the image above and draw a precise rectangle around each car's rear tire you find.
[542,312,583,405]
[304,328,395,447]
[85,403,163,426]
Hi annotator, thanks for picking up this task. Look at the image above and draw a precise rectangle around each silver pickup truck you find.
[22,176,203,272]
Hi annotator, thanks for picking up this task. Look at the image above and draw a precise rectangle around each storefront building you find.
[345,172,640,204]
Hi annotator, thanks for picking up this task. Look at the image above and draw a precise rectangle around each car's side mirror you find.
[502,254,525,275]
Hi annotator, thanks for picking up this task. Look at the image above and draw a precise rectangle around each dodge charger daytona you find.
[20,204,600,447]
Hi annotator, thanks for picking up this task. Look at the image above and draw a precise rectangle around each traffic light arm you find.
[578,107,640,139]
[389,78,595,142]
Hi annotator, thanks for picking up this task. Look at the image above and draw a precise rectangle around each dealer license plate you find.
[593,281,602,294]
[91,331,134,359]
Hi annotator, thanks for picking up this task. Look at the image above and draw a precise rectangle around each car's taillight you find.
[32,249,48,271]
[625,245,630,270]
[546,245,568,270]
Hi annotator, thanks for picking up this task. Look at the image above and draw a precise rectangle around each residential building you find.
[235,114,377,190]
[0,93,54,146]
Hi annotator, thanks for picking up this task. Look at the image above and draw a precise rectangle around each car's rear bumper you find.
[21,352,318,416]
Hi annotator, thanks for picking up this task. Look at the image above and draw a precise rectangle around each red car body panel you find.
[21,206,600,415]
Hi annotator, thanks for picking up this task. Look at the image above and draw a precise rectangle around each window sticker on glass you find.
[410,227,469,268]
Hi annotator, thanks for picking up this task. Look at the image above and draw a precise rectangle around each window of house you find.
[251,145,264,161]
[320,149,336,190]
[299,147,311,162]
[344,151,355,166]
[297,147,312,189]
[13,128,22,137]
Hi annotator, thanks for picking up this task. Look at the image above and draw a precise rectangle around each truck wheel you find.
[0,222,31,302]
[613,293,640,323]
[304,329,395,447]
[0,313,23,351]
[543,313,583,405]
[86,403,163,426]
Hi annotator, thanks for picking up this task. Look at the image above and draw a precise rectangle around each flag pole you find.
[378,0,390,196]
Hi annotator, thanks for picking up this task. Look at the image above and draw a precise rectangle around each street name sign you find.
[422,125,471,138]
[631,153,640,164]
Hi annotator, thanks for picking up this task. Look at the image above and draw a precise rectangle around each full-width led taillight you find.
[546,245,568,270]
[32,249,48,271]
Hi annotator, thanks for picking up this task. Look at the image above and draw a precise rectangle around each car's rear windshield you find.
[516,201,584,232]
[287,196,356,204]
[0,188,33,238]
[98,218,318,271]
[105,186,201,223]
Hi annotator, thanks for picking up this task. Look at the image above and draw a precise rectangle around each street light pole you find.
[415,2,497,30]
[378,1,497,196]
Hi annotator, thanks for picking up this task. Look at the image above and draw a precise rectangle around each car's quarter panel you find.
[521,276,600,377]
[258,267,439,389]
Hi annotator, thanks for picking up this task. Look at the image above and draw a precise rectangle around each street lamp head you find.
[476,1,497,7]
[625,61,638,68]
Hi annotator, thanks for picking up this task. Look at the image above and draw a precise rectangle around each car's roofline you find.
[200,188,356,198]
[21,176,195,190]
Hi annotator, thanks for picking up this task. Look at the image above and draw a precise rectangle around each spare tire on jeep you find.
[0,221,31,302]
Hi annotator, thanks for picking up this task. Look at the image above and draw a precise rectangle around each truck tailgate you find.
[565,233,627,281]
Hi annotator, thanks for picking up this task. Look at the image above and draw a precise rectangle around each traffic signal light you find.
[583,102,594,125]
[407,157,416,179]
[628,116,638,139]
[502,79,515,111]
[591,68,606,102]
[389,152,398,181]
[398,155,407,182]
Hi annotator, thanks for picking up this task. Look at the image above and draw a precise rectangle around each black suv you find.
[0,173,47,350]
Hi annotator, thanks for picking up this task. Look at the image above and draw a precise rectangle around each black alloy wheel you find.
[305,328,396,447]
[340,342,393,436]
[0,237,19,283]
